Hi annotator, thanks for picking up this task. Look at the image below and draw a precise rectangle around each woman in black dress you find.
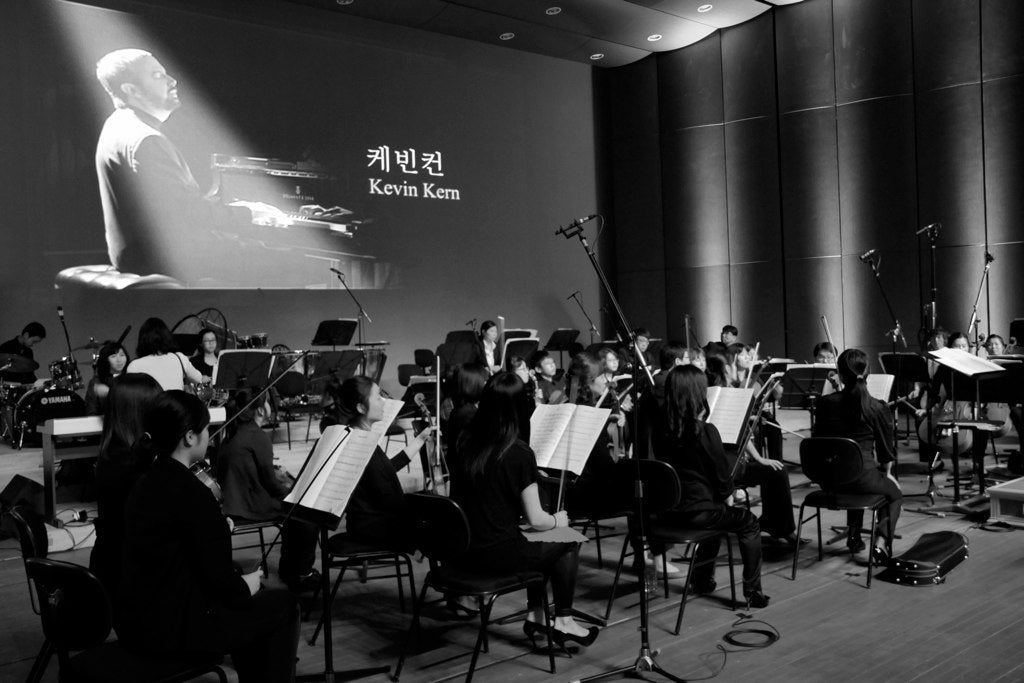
[812,348,902,561]
[451,372,599,647]
[654,365,769,608]
[89,372,161,601]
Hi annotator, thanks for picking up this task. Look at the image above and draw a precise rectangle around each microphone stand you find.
[965,253,994,360]
[332,270,371,347]
[864,254,906,470]
[556,221,674,683]
[56,308,81,387]
[569,291,600,346]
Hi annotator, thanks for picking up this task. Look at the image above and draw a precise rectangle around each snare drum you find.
[12,385,87,448]
[48,357,83,391]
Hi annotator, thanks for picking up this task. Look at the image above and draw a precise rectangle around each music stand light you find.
[213,350,274,391]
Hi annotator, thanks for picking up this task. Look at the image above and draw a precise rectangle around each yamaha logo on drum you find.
[41,395,73,405]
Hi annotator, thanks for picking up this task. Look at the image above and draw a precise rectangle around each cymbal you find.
[72,339,103,352]
[0,353,40,373]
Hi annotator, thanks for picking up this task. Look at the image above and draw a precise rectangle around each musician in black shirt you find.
[0,322,45,384]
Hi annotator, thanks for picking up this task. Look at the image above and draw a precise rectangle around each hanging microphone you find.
[465,318,477,327]
[329,267,344,279]
[859,249,877,262]
[566,290,581,301]
[985,252,995,263]
[57,305,65,321]
[915,222,941,235]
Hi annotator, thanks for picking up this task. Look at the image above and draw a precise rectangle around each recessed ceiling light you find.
[647,34,662,42]
[499,32,515,40]
[335,0,354,5]
[546,7,562,15]
[589,53,605,60]
[698,3,713,12]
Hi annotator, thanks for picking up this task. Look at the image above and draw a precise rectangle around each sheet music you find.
[705,386,755,445]
[374,398,405,447]
[284,425,349,512]
[929,347,1006,377]
[866,374,895,402]
[529,403,611,476]
[520,526,589,543]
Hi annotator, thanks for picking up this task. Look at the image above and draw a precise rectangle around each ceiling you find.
[285,0,808,68]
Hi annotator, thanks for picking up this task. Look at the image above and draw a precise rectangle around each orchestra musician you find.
[812,349,901,563]
[470,320,503,375]
[90,373,162,607]
[119,391,300,682]
[918,332,976,462]
[444,363,489,462]
[449,372,599,648]
[985,334,1024,456]
[0,322,45,385]
[652,365,769,608]
[126,317,208,391]
[217,390,319,593]
[84,339,130,415]
[190,327,220,378]
[632,327,656,371]
[331,376,433,551]
[529,350,567,404]
[597,347,632,455]
[813,341,837,365]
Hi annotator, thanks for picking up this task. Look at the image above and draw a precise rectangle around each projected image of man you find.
[94,49,276,283]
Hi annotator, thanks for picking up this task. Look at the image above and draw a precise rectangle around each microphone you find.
[329,267,345,279]
[985,252,995,264]
[566,290,580,301]
[465,318,477,328]
[859,249,877,263]
[915,222,941,235]
[572,214,597,226]
[554,214,598,236]
[57,305,65,321]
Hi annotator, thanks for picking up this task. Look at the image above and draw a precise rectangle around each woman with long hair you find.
[451,372,599,647]
[190,327,220,377]
[89,372,162,599]
[84,340,130,415]
[444,362,489,461]
[331,376,432,550]
[119,391,299,681]
[126,317,207,390]
[472,319,502,375]
[812,348,902,562]
[655,365,769,608]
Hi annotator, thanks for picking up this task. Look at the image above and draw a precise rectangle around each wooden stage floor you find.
[1,412,1022,682]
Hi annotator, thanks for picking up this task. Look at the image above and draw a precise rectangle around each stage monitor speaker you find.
[0,474,45,518]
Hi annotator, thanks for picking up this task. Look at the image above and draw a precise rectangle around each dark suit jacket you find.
[119,456,250,652]
[217,422,289,521]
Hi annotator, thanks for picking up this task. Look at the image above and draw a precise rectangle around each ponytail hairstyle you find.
[565,352,602,406]
[332,376,375,427]
[836,348,873,421]
[99,373,162,467]
[223,388,265,441]
[139,390,210,458]
[664,365,708,438]
[457,372,529,478]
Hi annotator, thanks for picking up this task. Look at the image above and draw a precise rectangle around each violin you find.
[190,460,223,502]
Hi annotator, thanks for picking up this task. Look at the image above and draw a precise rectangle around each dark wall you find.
[608,0,1024,363]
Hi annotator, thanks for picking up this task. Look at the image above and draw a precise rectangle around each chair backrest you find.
[413,349,436,371]
[275,371,307,398]
[799,437,866,491]
[6,505,49,561]
[405,492,470,564]
[25,558,113,657]
[619,459,681,516]
[397,364,420,387]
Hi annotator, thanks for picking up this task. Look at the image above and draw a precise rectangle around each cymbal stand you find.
[569,291,600,346]
[556,218,677,683]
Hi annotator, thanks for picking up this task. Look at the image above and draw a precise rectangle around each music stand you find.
[213,350,274,391]
[544,328,580,370]
[778,364,833,429]
[879,352,932,474]
[309,350,364,394]
[312,319,357,349]
[503,338,540,371]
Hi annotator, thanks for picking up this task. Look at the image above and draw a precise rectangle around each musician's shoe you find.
[871,544,892,568]
[743,591,770,609]
[551,625,600,648]
[847,534,866,555]
[283,568,321,593]
[688,578,717,596]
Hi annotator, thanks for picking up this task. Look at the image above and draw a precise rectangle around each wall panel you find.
[662,126,729,270]
[721,12,776,122]
[981,0,1024,80]
[912,0,980,91]
[783,256,845,359]
[983,74,1024,246]
[730,261,786,356]
[833,0,913,104]
[726,116,782,264]
[665,266,731,345]
[840,251,920,362]
[775,0,835,113]
[779,107,841,259]
[658,33,723,130]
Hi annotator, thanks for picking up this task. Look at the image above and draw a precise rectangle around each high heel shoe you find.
[744,591,770,609]
[870,544,891,567]
[551,626,600,648]
[522,620,551,647]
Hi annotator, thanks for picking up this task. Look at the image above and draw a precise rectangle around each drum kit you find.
[1,350,88,449]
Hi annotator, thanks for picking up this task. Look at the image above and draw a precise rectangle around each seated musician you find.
[190,327,220,378]
[652,365,769,607]
[119,391,300,682]
[598,346,633,451]
[985,334,1024,456]
[633,327,656,371]
[918,332,975,461]
[90,373,162,605]
[0,321,45,385]
[813,341,836,365]
[470,320,503,375]
[84,340,130,415]
[529,349,567,404]
[331,376,432,551]
[450,372,599,647]
[444,363,489,461]
[705,324,738,358]
[559,353,619,519]
[126,317,208,390]
[637,341,689,457]
[687,346,707,372]
[812,349,902,562]
[217,390,319,593]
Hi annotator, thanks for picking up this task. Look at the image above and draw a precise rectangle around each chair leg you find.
[725,535,736,608]
[309,564,349,646]
[791,504,806,581]
[604,534,632,621]
[467,595,498,682]
[593,517,603,569]
[285,418,292,450]
[26,639,53,683]
[816,509,823,560]
[257,527,268,575]
[402,555,417,614]
[392,581,432,682]
[540,584,556,674]
[673,540,702,636]
[393,555,406,612]
[866,509,878,588]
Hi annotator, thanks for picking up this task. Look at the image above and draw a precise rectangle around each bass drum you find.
[12,386,87,448]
